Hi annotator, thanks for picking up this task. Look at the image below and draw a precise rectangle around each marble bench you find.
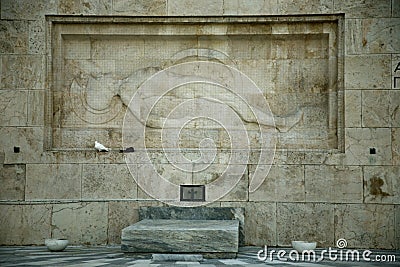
[121,219,239,257]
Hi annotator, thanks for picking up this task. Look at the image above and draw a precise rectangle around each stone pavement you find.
[0,246,398,266]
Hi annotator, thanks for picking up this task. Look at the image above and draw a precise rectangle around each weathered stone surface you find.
[168,0,223,15]
[364,166,400,204]
[276,0,333,14]
[27,90,44,126]
[58,0,112,15]
[108,201,140,244]
[1,0,58,20]
[113,0,166,15]
[393,54,400,89]
[28,20,45,54]
[305,165,363,203]
[0,127,44,164]
[52,202,108,245]
[0,90,27,126]
[1,55,44,89]
[344,128,392,165]
[219,170,249,202]
[277,203,334,247]
[223,0,279,15]
[345,90,361,127]
[121,219,239,253]
[334,0,391,18]
[0,204,51,245]
[394,0,400,17]
[396,205,400,249]
[391,90,400,126]
[139,206,245,245]
[393,128,400,165]
[222,201,277,246]
[249,165,305,202]
[334,204,395,249]
[345,55,391,89]
[0,20,28,54]
[362,90,391,127]
[347,18,400,55]
[82,164,137,199]
[0,164,25,200]
[25,164,81,200]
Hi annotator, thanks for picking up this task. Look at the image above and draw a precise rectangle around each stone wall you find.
[0,0,399,250]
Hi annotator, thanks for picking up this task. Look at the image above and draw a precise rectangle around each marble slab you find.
[139,206,244,245]
[121,219,239,253]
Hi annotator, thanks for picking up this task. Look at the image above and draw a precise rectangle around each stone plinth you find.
[121,219,239,255]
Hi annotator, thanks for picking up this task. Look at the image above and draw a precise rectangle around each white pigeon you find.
[94,141,109,152]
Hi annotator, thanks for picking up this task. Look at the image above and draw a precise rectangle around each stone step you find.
[121,219,239,254]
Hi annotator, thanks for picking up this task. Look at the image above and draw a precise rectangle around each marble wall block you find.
[0,164,25,200]
[393,54,400,89]
[25,164,81,200]
[345,55,391,89]
[113,0,166,15]
[0,20,28,54]
[58,0,112,15]
[82,164,137,199]
[52,202,108,245]
[28,20,45,54]
[0,90,27,126]
[334,204,395,249]
[305,165,363,203]
[396,205,400,249]
[249,165,305,202]
[27,90,44,126]
[393,128,400,165]
[223,0,279,15]
[168,0,223,15]
[344,90,362,127]
[0,204,51,245]
[1,0,58,20]
[390,90,400,126]
[393,0,400,17]
[334,0,391,18]
[107,201,139,244]
[364,166,400,204]
[221,201,277,246]
[344,128,392,165]
[362,90,391,127]
[1,55,44,89]
[276,202,334,247]
[276,0,333,15]
[219,168,249,202]
[0,127,44,164]
[347,18,400,55]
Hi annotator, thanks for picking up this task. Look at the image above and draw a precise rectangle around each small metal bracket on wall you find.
[180,185,205,202]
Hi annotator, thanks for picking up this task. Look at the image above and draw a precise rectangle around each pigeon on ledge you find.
[95,141,109,152]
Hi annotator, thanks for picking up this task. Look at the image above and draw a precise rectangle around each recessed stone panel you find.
[47,16,343,151]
